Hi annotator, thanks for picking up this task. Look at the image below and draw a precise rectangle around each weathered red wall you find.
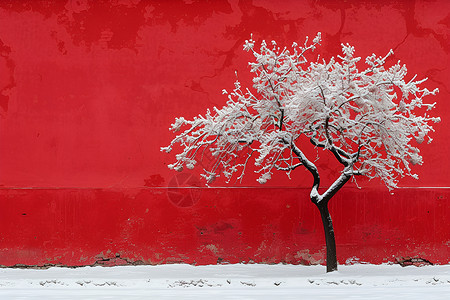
[1,187,449,266]
[0,0,449,266]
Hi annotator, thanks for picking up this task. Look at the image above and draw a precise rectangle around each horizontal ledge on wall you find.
[1,186,450,190]
[0,186,450,194]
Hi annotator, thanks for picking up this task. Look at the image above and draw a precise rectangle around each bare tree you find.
[161,33,440,272]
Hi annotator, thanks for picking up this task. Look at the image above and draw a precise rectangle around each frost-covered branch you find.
[162,33,439,191]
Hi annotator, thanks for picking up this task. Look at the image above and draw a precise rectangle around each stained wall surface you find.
[0,0,449,266]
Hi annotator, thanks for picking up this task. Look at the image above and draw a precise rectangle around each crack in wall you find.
[396,256,434,267]
[92,252,146,267]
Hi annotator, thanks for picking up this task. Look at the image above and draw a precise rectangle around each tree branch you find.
[276,162,303,171]
[321,171,352,204]
[286,139,321,203]
[325,116,350,166]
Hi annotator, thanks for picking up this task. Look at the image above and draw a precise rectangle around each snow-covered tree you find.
[161,33,440,272]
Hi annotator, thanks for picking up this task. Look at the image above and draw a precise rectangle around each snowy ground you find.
[0,264,449,299]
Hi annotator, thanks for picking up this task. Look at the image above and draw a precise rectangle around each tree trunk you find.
[316,202,337,272]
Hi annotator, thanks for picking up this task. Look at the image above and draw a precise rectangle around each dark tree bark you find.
[290,141,348,272]
[315,202,337,272]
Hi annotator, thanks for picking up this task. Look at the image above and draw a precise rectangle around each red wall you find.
[0,0,449,266]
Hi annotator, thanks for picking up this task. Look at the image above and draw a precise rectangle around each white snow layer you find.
[0,264,449,299]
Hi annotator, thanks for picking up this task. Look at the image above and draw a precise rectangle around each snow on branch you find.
[162,33,439,191]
